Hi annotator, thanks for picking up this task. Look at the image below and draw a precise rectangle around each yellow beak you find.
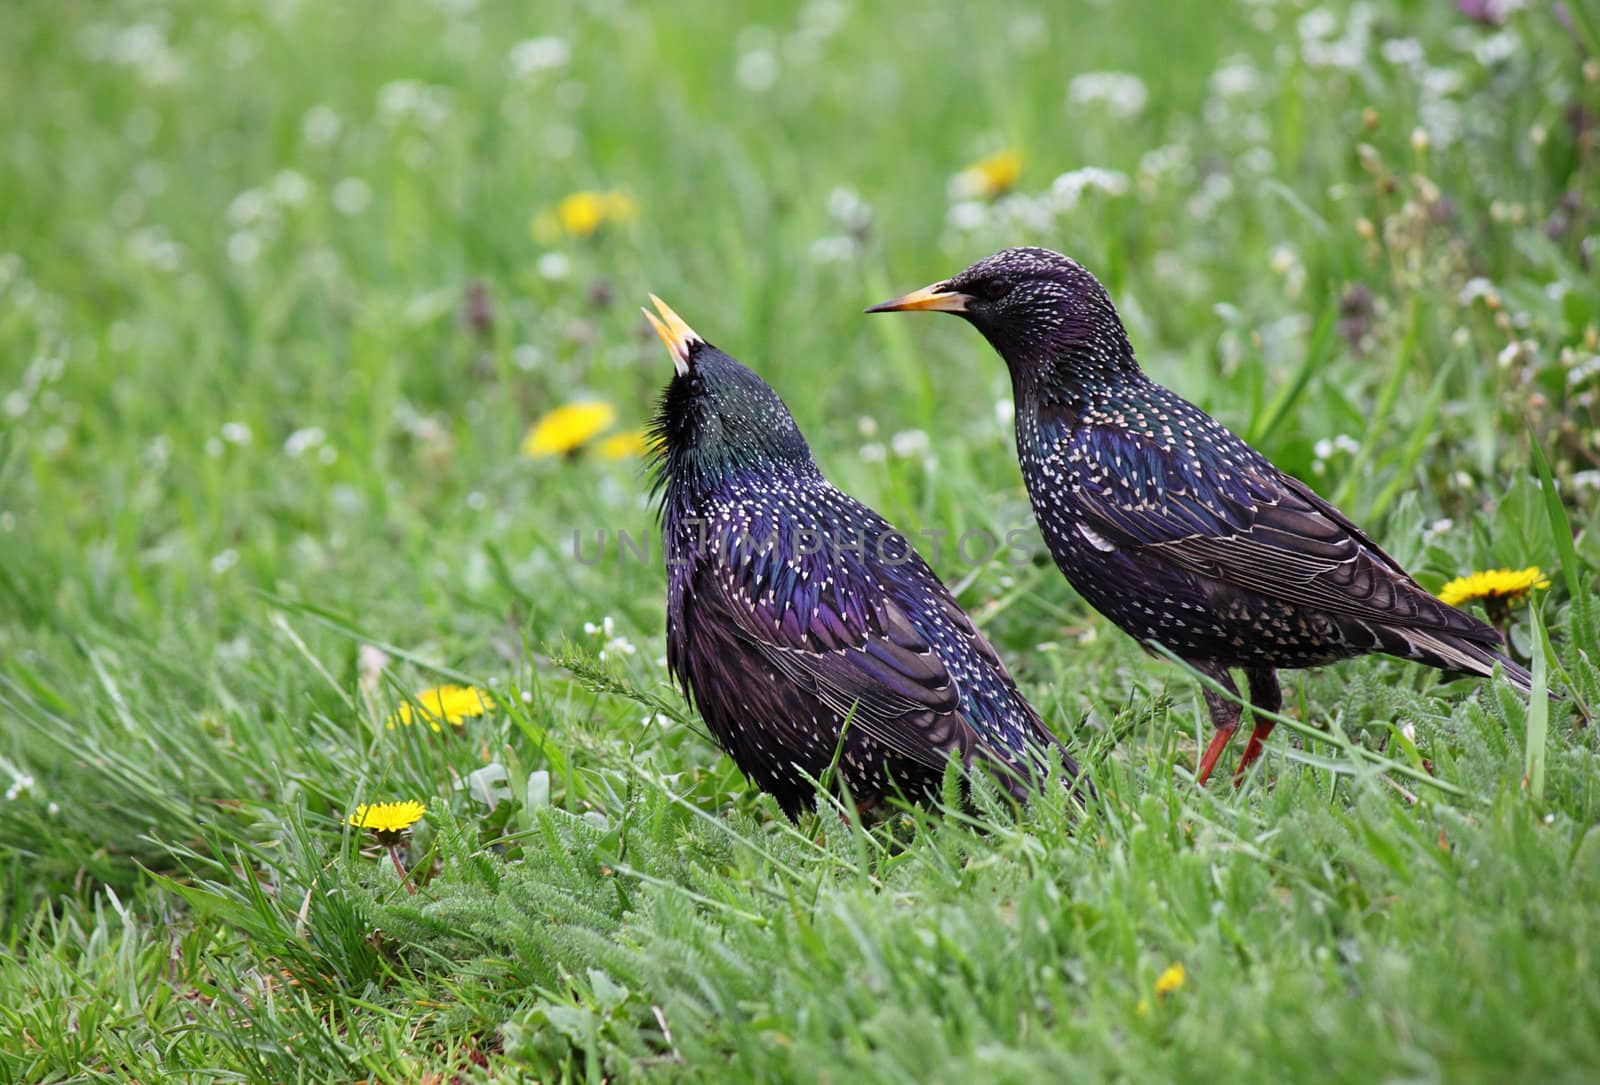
[864,281,972,314]
[642,293,705,376]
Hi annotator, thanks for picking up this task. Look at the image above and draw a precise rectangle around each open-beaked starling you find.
[869,247,1533,785]
[643,294,1081,818]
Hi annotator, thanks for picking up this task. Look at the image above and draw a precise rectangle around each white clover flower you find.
[284,427,326,457]
[946,200,989,231]
[509,37,571,79]
[227,232,261,266]
[536,252,570,280]
[302,105,342,146]
[1050,167,1130,212]
[222,421,252,445]
[1067,72,1147,118]
[1380,38,1424,67]
[332,178,372,216]
[826,186,871,231]
[890,429,930,459]
[226,188,271,227]
[272,170,311,207]
[1421,518,1454,545]
[736,49,779,92]
[5,772,34,801]
[809,236,858,264]
[1209,57,1262,99]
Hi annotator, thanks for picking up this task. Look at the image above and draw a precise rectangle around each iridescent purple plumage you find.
[644,295,1080,818]
[870,247,1533,784]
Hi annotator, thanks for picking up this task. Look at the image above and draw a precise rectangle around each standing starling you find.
[642,294,1080,818]
[868,247,1533,785]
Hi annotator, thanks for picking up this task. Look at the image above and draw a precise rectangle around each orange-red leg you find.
[1192,661,1243,787]
[1232,667,1283,786]
[1195,721,1239,787]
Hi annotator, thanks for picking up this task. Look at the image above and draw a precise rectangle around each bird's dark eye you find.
[688,375,705,395]
[975,279,1014,302]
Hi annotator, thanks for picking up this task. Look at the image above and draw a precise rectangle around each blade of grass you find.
[1248,294,1339,447]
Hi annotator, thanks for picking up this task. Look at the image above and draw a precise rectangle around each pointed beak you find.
[864,281,972,314]
[642,293,704,376]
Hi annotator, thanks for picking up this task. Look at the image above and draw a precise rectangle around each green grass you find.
[3,0,1600,1080]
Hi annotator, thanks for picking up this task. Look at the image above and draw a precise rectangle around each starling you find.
[868,247,1533,785]
[642,294,1081,819]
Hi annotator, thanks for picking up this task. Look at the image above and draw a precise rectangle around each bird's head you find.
[867,247,1138,388]
[643,294,813,499]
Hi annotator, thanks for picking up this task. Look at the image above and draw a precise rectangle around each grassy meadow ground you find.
[4,0,1600,1080]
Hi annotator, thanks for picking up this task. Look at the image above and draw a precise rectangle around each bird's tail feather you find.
[1388,627,1534,693]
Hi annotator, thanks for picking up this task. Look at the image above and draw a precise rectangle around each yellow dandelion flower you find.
[349,799,426,836]
[531,189,639,243]
[1135,997,1150,1017]
[598,428,653,460]
[387,684,495,732]
[520,402,617,458]
[951,149,1023,200]
[1154,962,1186,996]
[1437,566,1551,609]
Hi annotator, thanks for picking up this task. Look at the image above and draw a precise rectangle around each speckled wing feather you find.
[692,540,982,777]
[1068,424,1500,644]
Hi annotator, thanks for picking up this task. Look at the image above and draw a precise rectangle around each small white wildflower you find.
[513,344,543,371]
[1474,31,1519,67]
[826,186,871,231]
[332,178,372,216]
[5,773,35,801]
[857,416,879,437]
[221,421,252,445]
[284,426,325,457]
[1313,437,1335,460]
[809,236,858,263]
[1298,8,1337,42]
[227,231,262,266]
[209,549,239,575]
[1333,434,1360,455]
[357,643,390,682]
[272,170,310,207]
[1566,353,1600,388]
[736,49,779,92]
[995,399,1015,426]
[536,252,570,280]
[890,429,930,459]
[946,200,989,231]
[604,635,637,657]
[1210,57,1262,99]
[859,442,887,463]
[226,188,271,227]
[509,36,571,78]
[1458,277,1497,306]
[302,105,342,146]
[1067,72,1148,118]
[1050,167,1130,211]
[1421,518,1454,545]
[1380,38,1424,67]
